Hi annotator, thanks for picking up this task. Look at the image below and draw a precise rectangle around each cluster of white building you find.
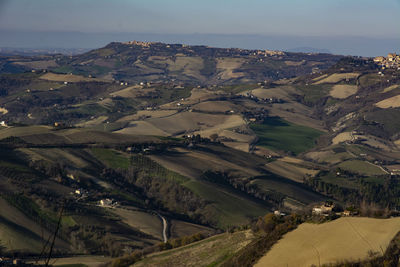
[374,53,400,70]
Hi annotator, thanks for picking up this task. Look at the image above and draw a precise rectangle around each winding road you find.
[156,212,168,243]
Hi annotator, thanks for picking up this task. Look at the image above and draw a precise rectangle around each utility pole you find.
[45,202,65,267]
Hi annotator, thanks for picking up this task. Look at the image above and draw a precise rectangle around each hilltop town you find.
[374,53,400,69]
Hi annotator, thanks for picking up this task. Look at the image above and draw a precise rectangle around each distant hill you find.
[1,41,343,85]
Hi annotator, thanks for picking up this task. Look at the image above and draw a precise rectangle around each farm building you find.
[99,198,114,207]
[312,203,334,215]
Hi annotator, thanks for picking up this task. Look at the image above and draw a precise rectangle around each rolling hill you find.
[1,42,400,265]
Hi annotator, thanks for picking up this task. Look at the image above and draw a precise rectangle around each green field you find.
[318,172,360,189]
[183,180,270,228]
[359,73,382,87]
[251,175,326,205]
[90,148,130,169]
[250,117,323,154]
[365,109,400,136]
[338,160,387,176]
[294,84,332,104]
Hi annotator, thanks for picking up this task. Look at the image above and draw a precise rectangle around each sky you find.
[0,0,399,55]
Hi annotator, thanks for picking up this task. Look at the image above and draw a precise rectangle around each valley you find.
[0,42,400,266]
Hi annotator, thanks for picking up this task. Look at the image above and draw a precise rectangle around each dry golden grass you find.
[171,56,204,78]
[149,55,205,81]
[19,148,90,168]
[146,111,245,136]
[255,217,400,267]
[219,129,256,143]
[112,208,163,241]
[284,60,305,66]
[148,55,174,65]
[264,160,319,183]
[381,85,400,93]
[188,88,225,102]
[76,115,108,127]
[268,102,327,132]
[0,125,52,139]
[362,136,394,151]
[306,150,354,165]
[34,256,111,267]
[110,85,144,98]
[223,141,250,152]
[169,219,214,239]
[314,73,360,84]
[0,107,8,114]
[330,84,358,99]
[375,95,400,108]
[216,57,245,79]
[244,87,296,101]
[133,60,164,75]
[192,101,236,113]
[116,110,178,122]
[39,73,106,83]
[161,88,226,109]
[253,146,280,158]
[150,147,261,179]
[312,74,328,82]
[305,150,333,161]
[332,132,353,144]
[193,115,247,138]
[115,121,169,136]
[280,156,305,164]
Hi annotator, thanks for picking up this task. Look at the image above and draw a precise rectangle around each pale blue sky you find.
[0,0,399,37]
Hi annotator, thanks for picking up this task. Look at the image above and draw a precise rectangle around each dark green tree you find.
[0,239,6,255]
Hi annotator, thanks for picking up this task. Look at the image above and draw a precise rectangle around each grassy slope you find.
[338,160,387,176]
[90,148,130,169]
[294,84,332,105]
[0,197,68,254]
[255,217,400,267]
[250,117,323,155]
[148,146,271,228]
[183,180,269,228]
[134,230,254,267]
[251,175,325,205]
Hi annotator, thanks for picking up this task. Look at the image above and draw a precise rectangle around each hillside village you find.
[374,53,400,69]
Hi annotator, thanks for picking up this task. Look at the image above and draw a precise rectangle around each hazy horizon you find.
[0,0,399,56]
[1,30,400,57]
